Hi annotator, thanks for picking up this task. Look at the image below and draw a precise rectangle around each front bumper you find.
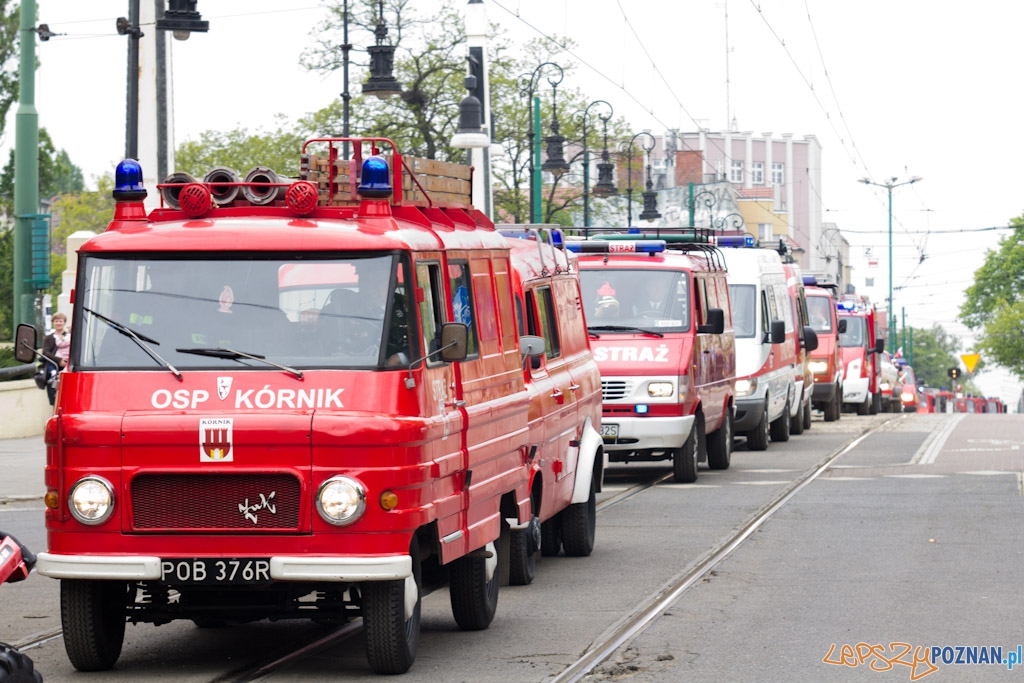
[812,381,838,403]
[843,376,869,404]
[601,415,694,457]
[733,397,766,432]
[35,552,412,582]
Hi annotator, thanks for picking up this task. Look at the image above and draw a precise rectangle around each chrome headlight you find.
[647,381,674,398]
[735,377,757,397]
[880,381,891,390]
[901,391,916,402]
[316,476,367,526]
[68,476,115,525]
[808,360,828,376]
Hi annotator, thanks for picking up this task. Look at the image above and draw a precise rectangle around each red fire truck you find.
[837,296,886,414]
[803,278,844,421]
[14,138,602,675]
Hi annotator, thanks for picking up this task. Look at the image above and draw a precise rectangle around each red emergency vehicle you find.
[573,231,735,483]
[803,278,843,421]
[837,296,885,414]
[13,139,604,675]
[782,263,818,434]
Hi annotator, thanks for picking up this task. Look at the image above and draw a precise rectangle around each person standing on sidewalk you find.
[41,312,70,406]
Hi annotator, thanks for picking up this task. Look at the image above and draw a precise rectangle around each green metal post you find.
[908,326,913,366]
[13,0,39,330]
[901,307,906,358]
[688,182,695,226]
[887,186,894,354]
[531,95,541,224]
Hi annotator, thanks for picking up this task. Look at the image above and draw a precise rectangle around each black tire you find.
[823,391,840,422]
[856,394,870,416]
[746,401,770,451]
[870,391,881,415]
[561,476,597,557]
[770,399,791,443]
[61,579,128,672]
[706,407,732,470]
[363,539,421,674]
[540,516,562,557]
[508,515,539,586]
[672,414,702,483]
[802,399,812,430]
[790,399,805,435]
[0,643,42,683]
[449,542,499,631]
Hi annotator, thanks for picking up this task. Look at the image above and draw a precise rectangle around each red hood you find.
[590,335,690,376]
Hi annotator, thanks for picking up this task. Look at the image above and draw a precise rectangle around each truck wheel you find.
[870,392,881,415]
[363,538,421,674]
[540,516,562,557]
[673,414,702,483]
[803,399,812,430]
[790,399,805,435]
[0,643,42,683]
[857,395,870,416]
[746,401,770,451]
[449,542,499,631]
[824,392,840,421]
[561,477,597,557]
[508,515,539,586]
[61,579,128,672]
[706,408,732,470]
[770,399,791,442]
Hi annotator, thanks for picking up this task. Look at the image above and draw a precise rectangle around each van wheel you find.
[770,399,791,442]
[790,400,805,435]
[856,395,870,416]
[746,401,770,451]
[540,515,562,557]
[706,408,732,470]
[508,515,539,586]
[803,400,812,430]
[870,392,881,415]
[561,478,597,557]
[824,392,840,421]
[449,542,499,631]
[673,414,702,483]
[61,579,128,672]
[363,538,421,674]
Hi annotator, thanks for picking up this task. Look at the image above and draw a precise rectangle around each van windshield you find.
[75,253,413,371]
[728,284,756,338]
[838,315,867,348]
[578,269,690,333]
[806,295,833,333]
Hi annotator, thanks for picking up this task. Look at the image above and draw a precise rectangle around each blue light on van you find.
[113,159,147,201]
[837,300,857,311]
[635,404,649,414]
[357,156,392,198]
[565,240,666,254]
[717,234,756,248]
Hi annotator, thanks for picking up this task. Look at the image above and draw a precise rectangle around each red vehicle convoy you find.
[782,263,818,434]
[573,232,736,483]
[14,139,602,675]
[838,296,886,414]
[803,280,844,421]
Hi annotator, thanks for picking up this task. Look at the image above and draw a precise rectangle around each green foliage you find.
[49,174,115,249]
[958,216,1024,381]
[0,1,19,140]
[174,116,312,178]
[908,324,962,389]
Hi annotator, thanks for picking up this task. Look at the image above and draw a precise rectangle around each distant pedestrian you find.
[41,312,70,406]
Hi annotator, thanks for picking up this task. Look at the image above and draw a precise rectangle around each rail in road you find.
[6,413,1015,679]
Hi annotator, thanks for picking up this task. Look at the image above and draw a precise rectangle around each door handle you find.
[551,389,565,405]
[445,399,466,408]
[568,384,580,391]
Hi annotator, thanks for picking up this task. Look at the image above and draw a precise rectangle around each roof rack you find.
[568,227,727,271]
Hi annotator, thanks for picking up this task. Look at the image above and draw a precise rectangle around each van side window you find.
[416,262,446,364]
[714,275,732,327]
[514,293,525,337]
[760,289,771,334]
[694,276,706,326]
[448,260,479,358]
[535,286,561,359]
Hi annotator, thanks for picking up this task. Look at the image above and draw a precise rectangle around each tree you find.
[908,324,964,389]
[174,116,312,179]
[0,1,19,141]
[958,217,1024,380]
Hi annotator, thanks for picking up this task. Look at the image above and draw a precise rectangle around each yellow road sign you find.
[961,353,981,374]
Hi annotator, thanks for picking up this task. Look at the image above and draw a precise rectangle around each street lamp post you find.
[576,100,614,228]
[518,62,567,224]
[622,132,657,227]
[859,175,922,351]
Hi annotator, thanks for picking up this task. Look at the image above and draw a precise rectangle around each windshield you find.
[806,295,833,333]
[76,253,413,371]
[838,315,867,348]
[728,284,756,338]
[578,268,690,333]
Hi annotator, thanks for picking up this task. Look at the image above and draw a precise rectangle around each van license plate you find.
[600,424,619,438]
[160,558,271,585]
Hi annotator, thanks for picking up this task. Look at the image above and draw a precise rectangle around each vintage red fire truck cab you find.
[573,233,736,484]
[803,279,845,422]
[838,296,886,415]
[16,141,553,675]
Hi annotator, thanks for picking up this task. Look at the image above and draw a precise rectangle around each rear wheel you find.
[508,515,539,586]
[856,394,870,416]
[823,391,840,421]
[790,399,805,435]
[870,391,881,414]
[61,579,127,672]
[673,415,702,483]
[802,399,812,430]
[561,477,597,557]
[770,399,791,442]
[706,408,732,470]
[0,643,42,683]
[449,542,499,631]
[746,401,770,451]
[363,539,421,674]
[540,516,562,557]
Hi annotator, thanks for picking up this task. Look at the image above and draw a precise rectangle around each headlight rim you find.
[68,475,115,526]
[316,475,367,527]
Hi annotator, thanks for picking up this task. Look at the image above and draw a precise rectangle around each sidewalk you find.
[0,436,46,503]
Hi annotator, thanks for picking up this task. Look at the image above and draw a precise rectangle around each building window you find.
[758,223,773,241]
[752,161,764,185]
[771,162,784,185]
[730,160,743,183]
[865,277,874,287]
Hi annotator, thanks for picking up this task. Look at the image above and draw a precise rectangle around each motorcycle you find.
[0,532,42,683]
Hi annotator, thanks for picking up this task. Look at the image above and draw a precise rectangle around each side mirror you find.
[14,324,38,364]
[802,326,819,353]
[439,323,469,363]
[765,319,785,345]
[874,338,885,354]
[698,308,725,335]
[837,318,847,334]
[519,335,545,370]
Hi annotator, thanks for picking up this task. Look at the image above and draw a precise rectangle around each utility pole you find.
[13,0,39,329]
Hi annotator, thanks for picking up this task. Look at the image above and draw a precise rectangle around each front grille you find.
[132,473,301,531]
[602,379,632,401]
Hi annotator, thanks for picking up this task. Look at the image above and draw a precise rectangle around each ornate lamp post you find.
[576,100,614,227]
[622,132,658,227]
[518,62,566,224]
[859,175,922,351]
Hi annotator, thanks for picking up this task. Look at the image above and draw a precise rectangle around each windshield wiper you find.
[587,325,664,338]
[176,347,303,380]
[83,306,181,380]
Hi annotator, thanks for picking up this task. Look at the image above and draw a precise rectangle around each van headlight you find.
[735,377,757,397]
[317,476,367,526]
[808,360,828,376]
[68,476,115,525]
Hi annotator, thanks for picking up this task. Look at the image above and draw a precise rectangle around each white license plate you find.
[600,424,619,438]
[160,558,271,585]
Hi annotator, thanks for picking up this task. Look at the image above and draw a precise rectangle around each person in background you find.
[42,312,70,406]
